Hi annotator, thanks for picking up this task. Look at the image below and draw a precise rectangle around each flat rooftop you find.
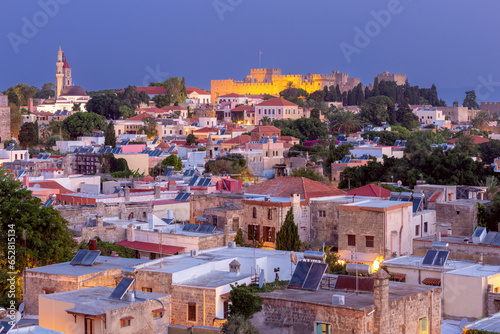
[341,199,412,209]
[383,255,477,271]
[139,246,298,275]
[175,270,251,288]
[26,256,148,276]
[41,286,168,315]
[260,280,436,310]
[448,264,500,278]
[415,234,500,248]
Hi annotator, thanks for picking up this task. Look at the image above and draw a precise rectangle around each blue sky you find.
[1,0,499,105]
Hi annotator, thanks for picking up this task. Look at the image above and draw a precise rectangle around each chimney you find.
[127,224,135,242]
[436,232,441,242]
[124,186,130,202]
[96,215,103,228]
[28,98,33,112]
[373,269,391,334]
[154,184,161,199]
[229,260,241,274]
[448,193,453,201]
[23,175,29,188]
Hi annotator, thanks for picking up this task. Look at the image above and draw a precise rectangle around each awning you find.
[391,273,406,282]
[422,277,441,286]
[338,250,379,263]
[120,316,134,321]
[66,306,105,317]
[220,292,231,300]
[152,308,165,313]
[116,240,184,255]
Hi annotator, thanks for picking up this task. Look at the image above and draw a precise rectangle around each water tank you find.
[303,251,326,262]
[167,210,173,220]
[123,291,135,302]
[346,263,372,275]
[190,249,198,257]
[147,213,154,230]
[332,295,345,306]
[88,239,97,251]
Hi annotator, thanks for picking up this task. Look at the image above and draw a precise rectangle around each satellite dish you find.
[397,180,402,186]
[18,303,24,314]
[290,252,298,265]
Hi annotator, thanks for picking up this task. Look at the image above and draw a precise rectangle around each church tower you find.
[206,133,214,159]
[55,45,64,98]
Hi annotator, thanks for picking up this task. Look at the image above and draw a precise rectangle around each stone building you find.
[0,92,10,147]
[252,269,441,334]
[375,71,407,86]
[23,256,148,315]
[39,286,171,334]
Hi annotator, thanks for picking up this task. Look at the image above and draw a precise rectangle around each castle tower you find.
[0,93,10,147]
[55,45,64,98]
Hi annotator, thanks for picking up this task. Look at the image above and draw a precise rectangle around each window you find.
[120,317,133,327]
[418,317,428,334]
[278,108,281,115]
[142,287,152,292]
[85,317,94,334]
[365,236,374,248]
[268,209,272,220]
[318,210,326,218]
[223,301,229,319]
[423,222,428,233]
[248,225,260,242]
[252,207,257,219]
[188,303,196,321]
[258,109,261,115]
[315,323,331,334]
[347,234,356,246]
[415,225,420,236]
[263,226,275,242]
[152,308,165,319]
[43,287,56,294]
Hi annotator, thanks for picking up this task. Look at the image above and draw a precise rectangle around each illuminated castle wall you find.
[211,69,361,101]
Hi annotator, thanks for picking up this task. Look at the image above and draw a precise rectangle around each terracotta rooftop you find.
[116,240,184,255]
[219,93,244,98]
[126,113,155,121]
[347,184,391,198]
[231,105,255,112]
[186,87,210,95]
[161,105,187,111]
[255,97,298,107]
[244,177,346,199]
[447,134,490,145]
[29,181,74,194]
[223,135,251,146]
[250,126,280,133]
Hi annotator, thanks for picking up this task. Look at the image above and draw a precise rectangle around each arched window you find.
[268,209,272,220]
[253,207,257,219]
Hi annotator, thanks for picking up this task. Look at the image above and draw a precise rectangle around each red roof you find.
[280,136,299,141]
[447,135,490,145]
[347,184,391,198]
[223,135,251,145]
[255,97,298,107]
[428,192,441,203]
[219,93,243,98]
[116,240,184,255]
[63,61,70,69]
[161,106,187,111]
[422,278,441,286]
[126,113,154,121]
[231,105,255,112]
[244,177,346,199]
[139,175,155,182]
[156,142,170,149]
[194,127,219,133]
[186,87,210,95]
[250,126,280,133]
[29,181,74,194]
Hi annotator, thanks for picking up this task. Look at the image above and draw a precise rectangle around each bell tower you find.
[55,45,64,99]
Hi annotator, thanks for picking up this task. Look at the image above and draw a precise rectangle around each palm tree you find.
[479,176,500,200]
[260,116,272,126]
[326,110,362,135]
[471,111,490,131]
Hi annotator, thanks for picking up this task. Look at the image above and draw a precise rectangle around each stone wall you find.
[310,200,350,249]
[0,104,10,147]
[190,194,246,224]
[487,291,500,316]
[435,201,478,236]
[170,285,217,327]
[81,225,126,243]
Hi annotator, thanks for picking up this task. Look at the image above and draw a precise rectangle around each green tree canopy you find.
[360,96,396,126]
[62,112,107,139]
[0,169,76,305]
[275,208,300,251]
[228,284,263,320]
[104,122,116,147]
[18,122,38,148]
[85,92,123,119]
[117,85,150,109]
[138,117,158,138]
[186,133,198,146]
[151,77,187,107]
[463,90,480,110]
[479,140,500,164]
[162,154,183,171]
[290,167,327,183]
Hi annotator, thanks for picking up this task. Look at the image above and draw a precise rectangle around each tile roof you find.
[244,177,346,199]
[280,136,299,141]
[347,184,391,198]
[29,181,74,194]
[219,93,244,98]
[231,105,255,112]
[115,240,184,255]
[422,277,441,286]
[447,134,490,145]
[161,105,187,111]
[156,142,170,149]
[255,97,298,107]
[250,126,280,133]
[186,87,210,95]
[194,127,219,133]
[223,135,251,145]
[126,113,155,121]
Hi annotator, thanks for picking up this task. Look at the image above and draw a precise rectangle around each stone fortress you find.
[0,92,10,147]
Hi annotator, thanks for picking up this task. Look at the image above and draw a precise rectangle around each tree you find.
[119,105,134,119]
[117,85,150,109]
[72,103,81,111]
[479,140,500,164]
[162,154,183,171]
[85,92,123,119]
[327,110,362,135]
[138,117,158,138]
[471,111,490,131]
[275,208,300,251]
[18,122,37,148]
[310,108,320,119]
[228,284,263,319]
[10,103,23,139]
[401,111,420,130]
[463,90,480,110]
[290,167,327,183]
[260,117,272,126]
[479,176,500,200]
[151,77,187,107]
[62,112,107,139]
[186,133,198,146]
[234,228,245,247]
[0,169,76,306]
[34,82,55,99]
[222,314,259,334]
[360,96,396,126]
[104,122,116,147]
[454,135,478,157]
[204,154,251,176]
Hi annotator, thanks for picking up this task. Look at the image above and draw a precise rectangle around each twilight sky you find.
[1,0,499,105]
